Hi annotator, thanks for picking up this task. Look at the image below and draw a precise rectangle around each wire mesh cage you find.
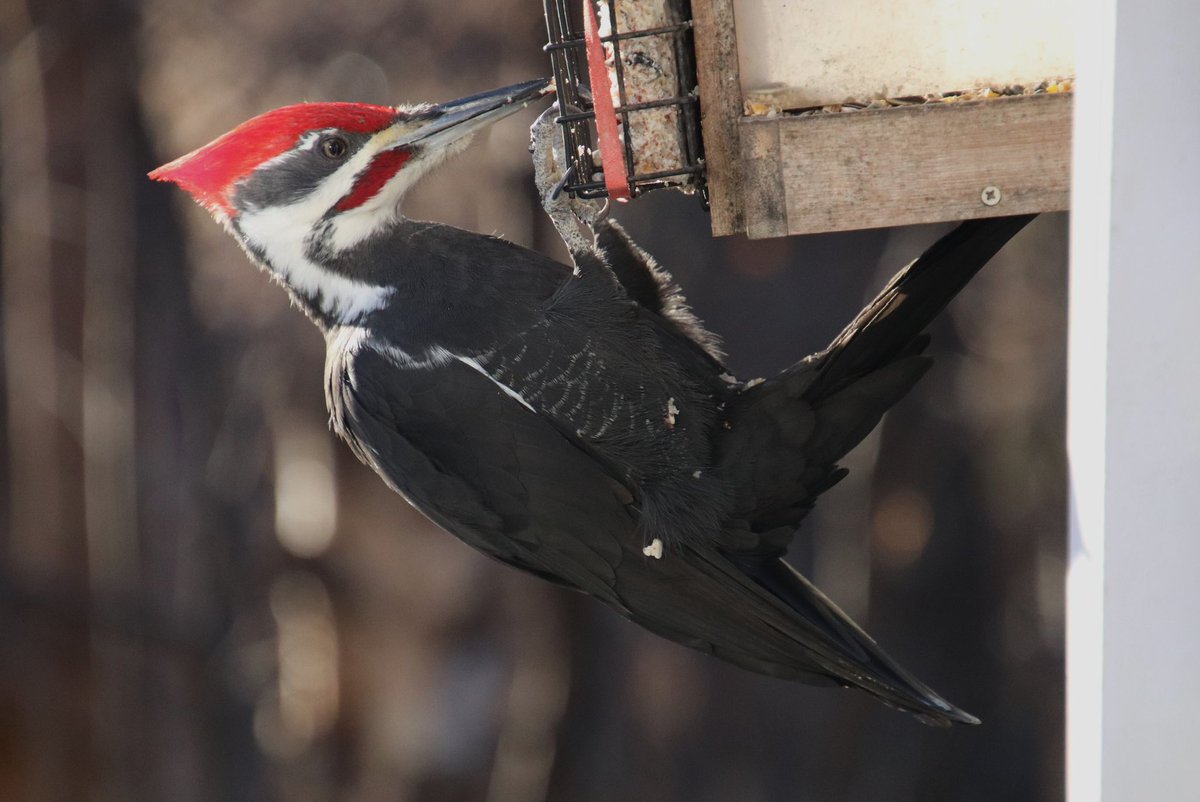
[542,0,706,203]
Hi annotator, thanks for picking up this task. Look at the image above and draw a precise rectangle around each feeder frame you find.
[542,0,708,203]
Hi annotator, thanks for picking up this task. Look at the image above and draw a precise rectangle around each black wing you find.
[469,266,735,550]
[329,342,631,601]
[328,340,977,724]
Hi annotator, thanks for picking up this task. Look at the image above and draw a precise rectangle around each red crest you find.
[149,102,397,215]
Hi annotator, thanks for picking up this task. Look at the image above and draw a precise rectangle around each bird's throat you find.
[236,206,393,327]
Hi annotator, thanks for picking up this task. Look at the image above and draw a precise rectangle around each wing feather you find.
[332,342,632,600]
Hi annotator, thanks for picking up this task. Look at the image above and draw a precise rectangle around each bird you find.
[150,77,1033,726]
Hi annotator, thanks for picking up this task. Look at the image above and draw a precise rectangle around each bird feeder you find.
[544,0,1073,237]
[542,0,707,201]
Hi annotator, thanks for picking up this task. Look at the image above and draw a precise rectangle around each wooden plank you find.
[737,114,787,239]
[739,92,1072,237]
[691,0,744,236]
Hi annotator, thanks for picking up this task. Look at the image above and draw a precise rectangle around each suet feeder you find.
[542,0,707,202]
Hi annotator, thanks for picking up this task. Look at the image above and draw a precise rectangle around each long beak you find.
[401,78,552,146]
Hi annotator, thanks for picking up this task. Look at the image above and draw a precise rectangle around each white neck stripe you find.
[237,205,393,323]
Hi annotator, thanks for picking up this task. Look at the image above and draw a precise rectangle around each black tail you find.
[728,554,981,725]
[807,214,1035,402]
[711,216,1033,723]
[719,214,1035,529]
[799,213,1036,471]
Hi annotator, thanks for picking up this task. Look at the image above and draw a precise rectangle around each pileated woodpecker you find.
[151,78,1032,726]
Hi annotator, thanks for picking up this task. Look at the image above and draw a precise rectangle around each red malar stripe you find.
[335,148,412,212]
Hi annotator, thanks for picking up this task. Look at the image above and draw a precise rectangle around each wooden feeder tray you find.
[543,0,1073,237]
[692,0,1073,237]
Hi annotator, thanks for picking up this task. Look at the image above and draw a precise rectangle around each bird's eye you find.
[319,136,348,160]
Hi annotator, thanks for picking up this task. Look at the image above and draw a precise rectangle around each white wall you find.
[1068,0,1200,798]
[734,0,1074,106]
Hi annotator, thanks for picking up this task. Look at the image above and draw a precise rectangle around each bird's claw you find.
[550,162,576,202]
[530,104,608,244]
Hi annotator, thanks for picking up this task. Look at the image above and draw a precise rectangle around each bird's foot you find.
[530,105,608,255]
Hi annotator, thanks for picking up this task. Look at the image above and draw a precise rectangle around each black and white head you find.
[151,78,551,325]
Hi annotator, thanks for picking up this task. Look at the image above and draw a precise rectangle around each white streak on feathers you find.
[455,356,537,413]
[351,332,536,414]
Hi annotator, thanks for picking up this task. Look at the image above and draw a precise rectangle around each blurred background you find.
[0,0,1067,799]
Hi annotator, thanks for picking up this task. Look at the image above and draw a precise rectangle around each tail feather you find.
[806,214,1035,402]
[707,217,1032,723]
[729,554,980,726]
[718,215,1034,533]
[807,352,930,465]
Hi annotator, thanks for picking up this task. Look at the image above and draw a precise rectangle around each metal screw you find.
[981,186,1002,206]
